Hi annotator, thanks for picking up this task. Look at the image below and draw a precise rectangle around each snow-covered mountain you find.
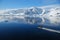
[0,5,60,16]
[0,7,43,16]
[0,5,60,26]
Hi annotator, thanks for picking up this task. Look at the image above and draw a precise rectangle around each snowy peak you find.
[0,5,60,16]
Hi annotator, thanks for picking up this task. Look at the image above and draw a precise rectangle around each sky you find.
[0,0,60,9]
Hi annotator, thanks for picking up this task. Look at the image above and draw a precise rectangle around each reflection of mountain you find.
[25,17,43,24]
[0,15,60,26]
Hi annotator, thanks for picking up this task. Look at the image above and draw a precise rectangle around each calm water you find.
[0,22,60,40]
[0,17,60,40]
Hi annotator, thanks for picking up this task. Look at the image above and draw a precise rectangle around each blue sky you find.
[0,0,60,9]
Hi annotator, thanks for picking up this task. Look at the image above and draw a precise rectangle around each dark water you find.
[0,22,60,40]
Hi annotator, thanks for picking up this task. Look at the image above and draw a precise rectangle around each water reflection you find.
[0,14,60,26]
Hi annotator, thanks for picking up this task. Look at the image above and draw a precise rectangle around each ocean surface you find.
[0,17,60,40]
[0,22,60,40]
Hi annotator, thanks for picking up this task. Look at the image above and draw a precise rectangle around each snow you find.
[0,5,60,25]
